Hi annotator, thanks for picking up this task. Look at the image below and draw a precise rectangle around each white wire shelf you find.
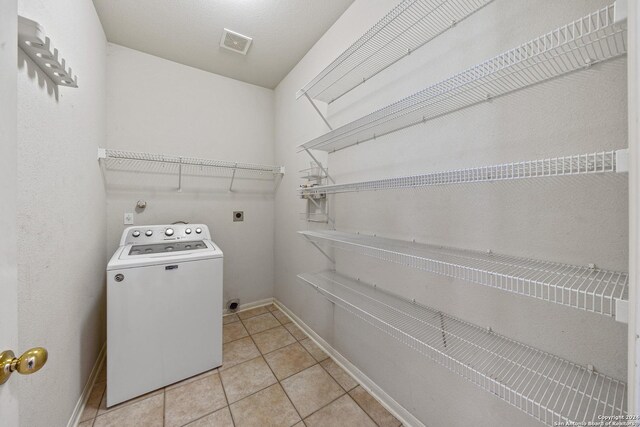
[296,0,493,103]
[299,3,627,152]
[299,230,629,319]
[298,270,627,426]
[299,149,628,196]
[98,148,284,192]
[98,148,284,174]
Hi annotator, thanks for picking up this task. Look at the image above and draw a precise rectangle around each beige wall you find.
[274,1,628,425]
[105,43,277,308]
[16,1,108,426]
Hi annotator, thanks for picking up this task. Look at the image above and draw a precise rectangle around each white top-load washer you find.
[107,224,223,407]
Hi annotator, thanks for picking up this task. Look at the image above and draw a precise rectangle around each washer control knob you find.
[132,230,140,237]
[145,230,153,237]
[195,228,202,234]
[185,228,192,234]
[165,228,174,236]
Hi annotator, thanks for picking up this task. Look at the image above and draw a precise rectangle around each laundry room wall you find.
[105,43,276,307]
[16,0,108,426]
[274,1,628,426]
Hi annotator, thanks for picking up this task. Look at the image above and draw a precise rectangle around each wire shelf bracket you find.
[298,270,627,426]
[98,148,285,192]
[18,16,78,88]
[299,230,629,321]
[299,149,628,196]
[296,0,494,103]
[298,3,627,153]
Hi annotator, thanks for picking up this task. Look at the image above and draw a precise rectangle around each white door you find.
[0,0,19,424]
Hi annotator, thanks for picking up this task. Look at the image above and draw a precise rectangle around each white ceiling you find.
[93,0,354,89]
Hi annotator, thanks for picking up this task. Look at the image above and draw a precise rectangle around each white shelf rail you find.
[299,149,628,196]
[296,0,494,103]
[298,270,627,426]
[299,230,629,319]
[98,148,284,191]
[299,3,627,153]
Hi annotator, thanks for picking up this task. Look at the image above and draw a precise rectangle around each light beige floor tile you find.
[78,421,93,427]
[299,338,329,362]
[229,383,300,427]
[237,306,269,320]
[99,387,163,416]
[284,323,306,340]
[93,394,164,427]
[280,364,344,418]
[165,372,227,427]
[164,369,218,391]
[224,321,249,343]
[349,386,401,427]
[223,313,240,324]
[304,394,376,427]
[292,422,305,427]
[220,357,277,403]
[242,312,280,335]
[272,309,292,325]
[321,358,358,391]
[264,342,316,380]
[185,407,234,427]
[221,337,261,371]
[80,380,106,422]
[252,326,296,354]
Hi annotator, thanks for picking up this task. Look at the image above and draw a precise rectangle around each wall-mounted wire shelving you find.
[296,0,494,103]
[98,148,285,192]
[299,3,627,153]
[299,230,629,320]
[299,149,628,196]
[298,270,627,426]
[18,16,78,87]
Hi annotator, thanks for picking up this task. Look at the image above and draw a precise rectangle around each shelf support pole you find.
[229,163,238,192]
[304,93,333,131]
[304,236,335,265]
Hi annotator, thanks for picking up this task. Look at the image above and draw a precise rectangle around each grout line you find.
[162,388,166,427]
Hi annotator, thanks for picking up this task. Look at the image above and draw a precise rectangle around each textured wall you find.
[16,0,108,426]
[105,43,277,306]
[274,1,628,426]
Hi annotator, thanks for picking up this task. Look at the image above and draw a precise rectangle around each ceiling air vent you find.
[220,29,253,55]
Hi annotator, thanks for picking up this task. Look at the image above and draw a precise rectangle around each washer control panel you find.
[121,224,211,245]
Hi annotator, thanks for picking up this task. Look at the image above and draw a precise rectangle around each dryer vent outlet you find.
[227,299,240,312]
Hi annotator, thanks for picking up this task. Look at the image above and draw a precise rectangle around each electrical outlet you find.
[124,212,134,225]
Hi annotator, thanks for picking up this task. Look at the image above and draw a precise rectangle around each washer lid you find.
[107,240,223,270]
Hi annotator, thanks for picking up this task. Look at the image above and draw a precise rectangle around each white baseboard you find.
[67,342,106,427]
[224,297,274,315]
[275,299,425,427]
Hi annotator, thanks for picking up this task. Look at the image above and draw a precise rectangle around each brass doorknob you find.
[0,347,48,385]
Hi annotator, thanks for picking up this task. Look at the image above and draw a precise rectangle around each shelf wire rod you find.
[229,163,238,192]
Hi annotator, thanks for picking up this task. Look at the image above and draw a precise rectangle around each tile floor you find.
[79,304,402,427]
